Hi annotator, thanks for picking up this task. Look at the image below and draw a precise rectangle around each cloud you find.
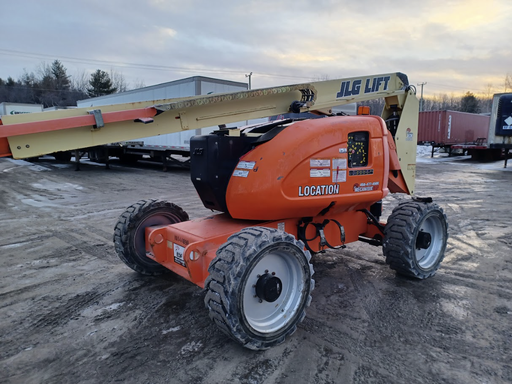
[0,0,511,96]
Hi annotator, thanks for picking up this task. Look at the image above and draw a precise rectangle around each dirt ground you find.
[0,154,511,384]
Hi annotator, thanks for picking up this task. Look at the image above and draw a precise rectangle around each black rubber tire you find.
[88,150,98,162]
[204,227,314,350]
[119,154,142,164]
[88,148,108,163]
[53,151,72,162]
[383,200,448,279]
[113,199,189,275]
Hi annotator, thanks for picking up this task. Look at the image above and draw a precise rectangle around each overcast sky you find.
[1,0,511,98]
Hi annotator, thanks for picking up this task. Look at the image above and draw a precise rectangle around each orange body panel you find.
[145,214,261,287]
[145,209,381,288]
[0,137,11,157]
[225,116,390,220]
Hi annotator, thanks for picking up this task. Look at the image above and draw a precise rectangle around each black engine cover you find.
[190,132,258,213]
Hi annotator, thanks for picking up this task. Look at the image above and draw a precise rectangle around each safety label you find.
[237,161,256,169]
[332,158,347,169]
[310,168,330,178]
[406,127,413,141]
[310,159,330,167]
[332,170,347,183]
[173,243,186,267]
[233,169,249,178]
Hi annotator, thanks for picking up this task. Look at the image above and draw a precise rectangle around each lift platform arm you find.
[0,71,418,191]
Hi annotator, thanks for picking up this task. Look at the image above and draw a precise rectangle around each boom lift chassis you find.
[0,72,448,350]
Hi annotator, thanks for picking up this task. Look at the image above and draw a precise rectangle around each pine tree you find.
[87,70,117,97]
[460,92,480,113]
[51,60,70,91]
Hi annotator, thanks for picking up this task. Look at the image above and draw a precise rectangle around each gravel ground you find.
[0,155,511,384]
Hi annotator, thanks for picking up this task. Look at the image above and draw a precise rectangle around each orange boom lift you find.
[0,72,448,350]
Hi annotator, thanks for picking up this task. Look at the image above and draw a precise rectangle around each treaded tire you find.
[204,227,314,350]
[113,199,189,275]
[383,200,448,279]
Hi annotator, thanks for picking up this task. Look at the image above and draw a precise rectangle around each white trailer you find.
[487,93,512,167]
[0,102,43,116]
[76,76,249,168]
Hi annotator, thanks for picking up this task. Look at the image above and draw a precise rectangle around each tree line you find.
[1,60,509,115]
[0,60,133,108]
[359,91,493,117]
[359,73,512,116]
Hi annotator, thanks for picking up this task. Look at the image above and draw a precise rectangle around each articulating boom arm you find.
[0,72,418,193]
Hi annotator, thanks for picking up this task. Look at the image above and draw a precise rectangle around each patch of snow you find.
[162,326,182,334]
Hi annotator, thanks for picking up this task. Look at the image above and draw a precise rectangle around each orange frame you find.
[145,208,382,288]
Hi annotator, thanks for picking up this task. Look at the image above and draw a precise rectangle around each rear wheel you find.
[113,199,189,275]
[204,227,314,350]
[383,201,448,279]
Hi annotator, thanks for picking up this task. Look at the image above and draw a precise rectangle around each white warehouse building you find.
[77,76,250,149]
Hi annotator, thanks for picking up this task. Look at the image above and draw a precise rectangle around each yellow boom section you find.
[1,73,405,156]
[0,72,418,192]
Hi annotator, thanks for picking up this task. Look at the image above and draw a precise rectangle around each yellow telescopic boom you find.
[0,72,418,192]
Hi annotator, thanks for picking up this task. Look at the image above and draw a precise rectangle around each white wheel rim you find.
[415,213,445,269]
[242,246,306,334]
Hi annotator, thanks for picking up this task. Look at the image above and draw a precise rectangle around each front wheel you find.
[204,227,314,350]
[383,200,448,279]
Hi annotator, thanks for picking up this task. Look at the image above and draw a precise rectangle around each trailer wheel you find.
[119,154,142,164]
[204,227,314,350]
[53,151,72,162]
[113,199,189,275]
[383,201,448,279]
[88,148,108,163]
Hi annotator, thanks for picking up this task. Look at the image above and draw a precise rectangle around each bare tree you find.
[110,69,128,93]
[479,83,495,113]
[71,70,90,94]
[505,73,512,92]
[132,79,146,90]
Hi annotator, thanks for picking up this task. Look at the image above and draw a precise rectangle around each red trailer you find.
[418,110,490,156]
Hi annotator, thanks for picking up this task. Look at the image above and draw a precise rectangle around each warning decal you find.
[310,159,330,168]
[173,243,186,267]
[237,161,256,169]
[233,170,249,178]
[333,158,347,169]
[310,169,331,178]
[332,170,346,183]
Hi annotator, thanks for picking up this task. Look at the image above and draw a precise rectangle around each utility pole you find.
[245,72,253,125]
[245,72,253,90]
[417,82,427,112]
